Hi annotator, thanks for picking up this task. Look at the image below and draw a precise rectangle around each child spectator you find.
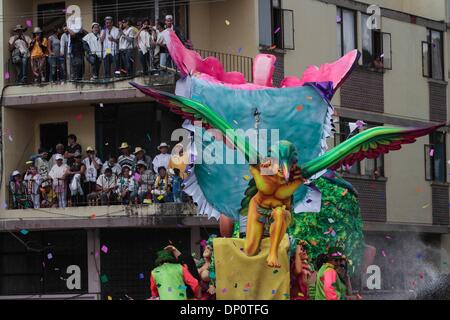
[29,27,48,83]
[117,166,136,205]
[83,146,102,195]
[34,148,51,187]
[152,166,170,203]
[49,154,69,208]
[135,160,154,204]
[24,166,42,208]
[9,170,31,209]
[169,168,183,203]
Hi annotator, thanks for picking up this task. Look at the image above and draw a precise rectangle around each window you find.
[426,132,447,182]
[0,230,87,296]
[423,29,444,80]
[258,0,295,50]
[337,118,385,177]
[361,14,392,70]
[37,2,66,35]
[337,7,356,57]
[93,0,189,38]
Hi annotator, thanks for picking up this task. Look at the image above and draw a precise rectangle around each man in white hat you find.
[9,24,31,84]
[118,142,135,170]
[133,147,152,172]
[83,23,103,80]
[152,143,171,174]
[49,154,70,208]
[164,14,185,44]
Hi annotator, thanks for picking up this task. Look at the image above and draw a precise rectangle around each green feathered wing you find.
[301,124,445,179]
[130,82,261,163]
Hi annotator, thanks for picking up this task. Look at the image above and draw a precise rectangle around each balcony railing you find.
[4,48,254,85]
[195,49,253,83]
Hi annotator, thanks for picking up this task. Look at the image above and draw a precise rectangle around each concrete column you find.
[441,234,450,274]
[190,226,201,259]
[87,229,101,298]
[155,0,159,21]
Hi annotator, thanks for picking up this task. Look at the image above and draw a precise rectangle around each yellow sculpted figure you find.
[244,141,305,268]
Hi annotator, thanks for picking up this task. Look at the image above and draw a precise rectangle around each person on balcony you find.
[118,142,135,170]
[101,155,122,177]
[133,147,152,172]
[89,168,118,206]
[49,144,66,169]
[68,151,86,206]
[24,166,42,209]
[152,143,171,174]
[152,166,171,203]
[34,148,51,188]
[136,19,152,76]
[135,160,154,204]
[117,166,136,205]
[83,146,103,195]
[169,168,183,204]
[65,134,82,167]
[118,18,136,76]
[9,24,31,84]
[67,27,87,80]
[29,27,48,83]
[156,21,169,69]
[49,154,70,208]
[60,24,71,81]
[101,16,120,79]
[48,26,63,82]
[83,22,102,80]
[10,170,31,209]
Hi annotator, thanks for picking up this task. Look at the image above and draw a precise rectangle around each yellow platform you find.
[214,235,290,300]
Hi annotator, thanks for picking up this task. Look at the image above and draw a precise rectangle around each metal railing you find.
[194,48,253,83]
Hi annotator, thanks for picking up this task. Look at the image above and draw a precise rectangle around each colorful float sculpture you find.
[132,30,444,300]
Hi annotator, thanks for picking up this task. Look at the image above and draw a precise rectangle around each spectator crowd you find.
[8,15,189,84]
[9,134,191,209]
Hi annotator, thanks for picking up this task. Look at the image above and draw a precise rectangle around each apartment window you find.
[93,0,189,38]
[337,118,384,177]
[259,0,295,50]
[361,14,392,70]
[423,29,444,80]
[426,132,447,182]
[337,7,356,57]
[0,230,87,296]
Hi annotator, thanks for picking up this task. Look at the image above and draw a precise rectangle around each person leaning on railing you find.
[9,170,32,209]
[29,27,48,83]
[88,168,118,206]
[8,24,31,84]
[49,154,70,208]
[83,22,103,80]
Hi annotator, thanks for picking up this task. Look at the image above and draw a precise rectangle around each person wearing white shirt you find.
[156,21,170,69]
[118,18,136,76]
[49,154,69,208]
[101,156,122,177]
[60,25,71,81]
[117,166,136,205]
[152,143,171,174]
[9,24,32,83]
[24,166,42,208]
[136,19,153,75]
[49,144,67,169]
[82,146,103,195]
[83,23,102,80]
[100,16,120,78]
[89,168,118,206]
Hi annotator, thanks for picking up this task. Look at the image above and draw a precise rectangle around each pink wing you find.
[281,50,360,92]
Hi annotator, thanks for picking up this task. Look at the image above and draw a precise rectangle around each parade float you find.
[131,30,444,300]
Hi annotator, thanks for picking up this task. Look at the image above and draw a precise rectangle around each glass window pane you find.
[337,8,342,56]
[342,9,356,54]
[382,33,392,69]
[283,10,294,50]
[433,133,446,182]
[259,0,273,46]
[361,14,373,66]
[422,42,430,77]
[431,30,443,80]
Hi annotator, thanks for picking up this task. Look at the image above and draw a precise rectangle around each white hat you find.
[92,22,100,28]
[165,15,173,21]
[55,154,64,161]
[157,142,170,150]
[12,170,20,176]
